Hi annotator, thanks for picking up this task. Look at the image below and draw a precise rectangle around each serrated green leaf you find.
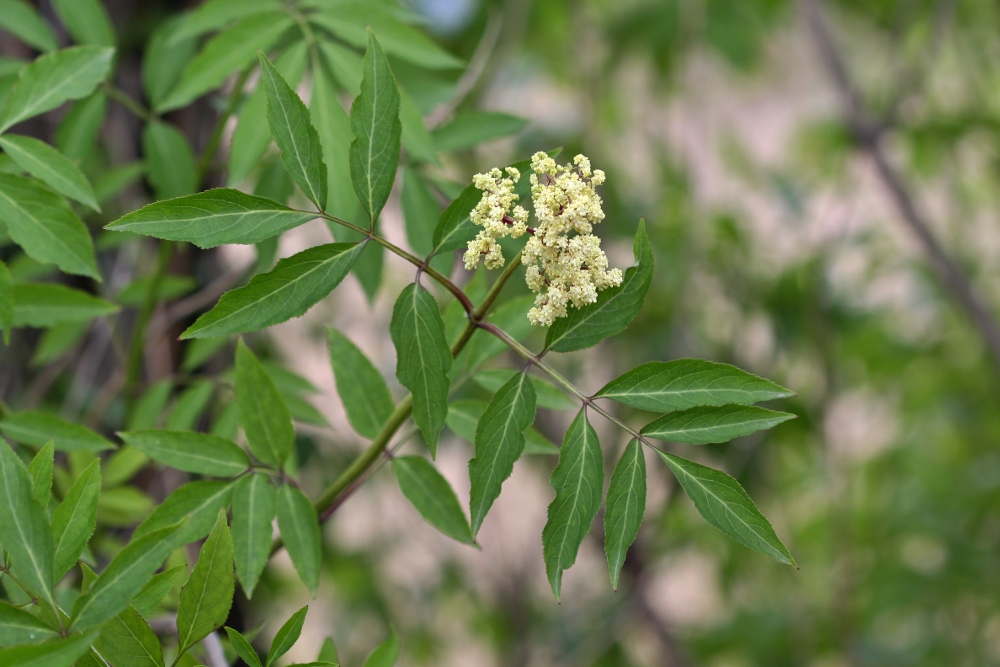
[0,438,54,607]
[183,243,364,339]
[178,510,235,654]
[94,606,164,667]
[473,369,577,411]
[400,166,442,259]
[157,12,292,113]
[142,121,197,200]
[226,626,263,667]
[27,439,54,507]
[30,321,87,366]
[399,90,437,165]
[0,631,97,667]
[642,405,796,445]
[133,480,233,547]
[105,189,317,248]
[0,134,99,210]
[70,523,183,632]
[50,0,115,46]
[236,340,294,467]
[394,456,474,545]
[604,439,646,590]
[97,485,153,527]
[118,430,250,477]
[390,284,452,455]
[545,220,653,353]
[0,174,99,279]
[317,637,338,664]
[310,6,462,70]
[0,411,115,452]
[350,29,401,226]
[362,630,399,667]
[276,486,321,596]
[0,260,11,343]
[52,459,101,579]
[0,600,58,645]
[12,284,117,328]
[173,0,282,43]
[0,46,114,133]
[131,565,187,618]
[468,372,537,536]
[327,327,394,439]
[432,112,528,152]
[542,410,603,599]
[267,605,307,667]
[143,16,198,110]
[0,0,58,52]
[656,451,795,564]
[164,380,214,432]
[231,473,275,599]
[259,52,327,209]
[596,359,795,413]
[55,92,106,163]
[445,400,556,456]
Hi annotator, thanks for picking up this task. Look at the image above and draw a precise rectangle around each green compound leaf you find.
[133,480,233,547]
[231,473,275,599]
[0,174,100,280]
[545,220,653,353]
[177,510,235,655]
[362,629,400,667]
[0,260,11,343]
[275,486,322,596]
[0,410,114,452]
[0,134,98,210]
[604,439,646,590]
[266,605,307,667]
[596,359,795,413]
[56,92,106,163]
[0,438,55,607]
[542,410,603,600]
[259,52,328,210]
[236,340,295,468]
[390,284,452,456]
[27,439,54,507]
[468,372,537,537]
[94,606,163,667]
[118,430,250,477]
[52,459,101,579]
[327,327,394,439]
[0,632,98,667]
[0,0,58,52]
[393,456,474,545]
[0,600,58,645]
[642,405,796,445]
[349,29,402,226]
[142,16,197,110]
[71,522,183,632]
[0,46,113,133]
[105,189,317,248]
[157,12,293,112]
[12,284,118,328]
[182,243,364,339]
[142,120,197,200]
[657,451,795,565]
[225,626,263,667]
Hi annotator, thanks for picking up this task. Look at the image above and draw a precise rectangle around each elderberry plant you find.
[0,1,796,665]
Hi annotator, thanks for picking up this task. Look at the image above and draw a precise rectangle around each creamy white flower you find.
[465,153,622,325]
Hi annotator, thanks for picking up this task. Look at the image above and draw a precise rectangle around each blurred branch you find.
[801,0,1000,373]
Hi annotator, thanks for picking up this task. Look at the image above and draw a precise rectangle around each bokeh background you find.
[4,0,1000,665]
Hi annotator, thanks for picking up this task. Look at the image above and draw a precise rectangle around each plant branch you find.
[801,0,1000,373]
[123,241,173,413]
[101,83,154,122]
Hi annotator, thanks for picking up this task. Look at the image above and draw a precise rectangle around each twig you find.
[801,0,1000,372]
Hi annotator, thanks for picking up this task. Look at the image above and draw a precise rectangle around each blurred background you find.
[5,0,1000,665]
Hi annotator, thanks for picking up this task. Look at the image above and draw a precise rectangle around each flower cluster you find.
[463,167,529,270]
[464,153,623,326]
